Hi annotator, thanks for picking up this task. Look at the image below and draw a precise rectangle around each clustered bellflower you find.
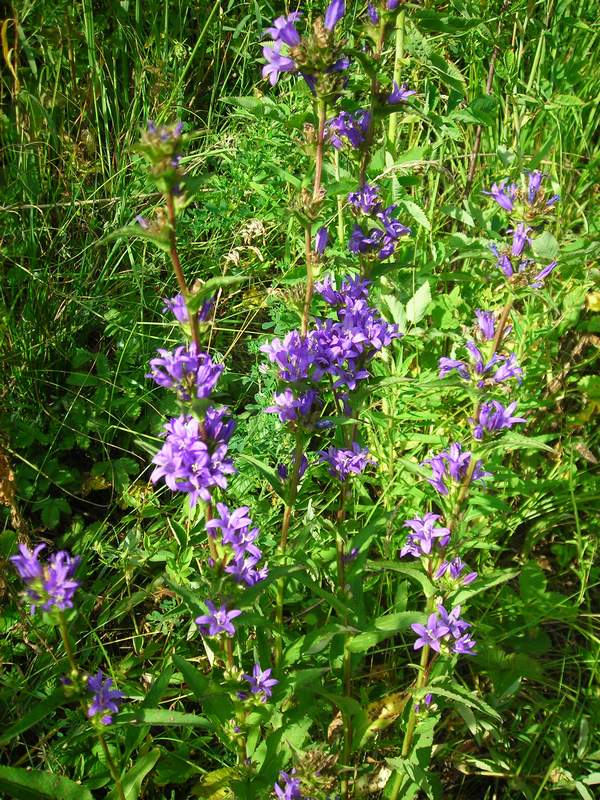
[261,2,348,91]
[423,443,491,496]
[439,331,523,388]
[206,502,269,587]
[411,604,476,655]
[319,442,376,481]
[241,662,279,702]
[348,182,411,260]
[195,600,242,637]
[87,670,124,725]
[274,769,304,800]
[10,544,80,614]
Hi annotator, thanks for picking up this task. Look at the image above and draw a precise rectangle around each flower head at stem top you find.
[10,544,80,614]
[274,770,303,799]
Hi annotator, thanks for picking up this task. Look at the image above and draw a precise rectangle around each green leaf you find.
[116,709,210,727]
[0,766,93,800]
[187,275,247,314]
[102,226,171,252]
[0,692,64,746]
[400,199,431,231]
[531,231,560,261]
[172,654,210,700]
[236,453,286,500]
[347,611,423,653]
[406,282,432,324]
[368,561,435,596]
[106,749,161,800]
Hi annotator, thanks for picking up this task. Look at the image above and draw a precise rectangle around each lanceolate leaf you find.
[0,767,93,800]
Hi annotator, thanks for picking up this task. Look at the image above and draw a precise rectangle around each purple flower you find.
[422,443,491,496]
[367,3,379,24]
[325,109,371,149]
[195,600,241,637]
[510,223,532,257]
[411,613,450,652]
[319,442,375,480]
[162,293,214,324]
[242,662,279,701]
[475,309,496,341]
[136,215,150,229]
[225,554,269,586]
[274,771,303,800]
[471,400,526,440]
[531,260,558,288]
[437,604,471,638]
[435,557,477,586]
[265,13,302,47]
[10,544,80,614]
[387,0,400,8]
[147,346,223,401]
[277,454,309,481]
[483,179,518,212]
[388,81,416,104]
[439,341,521,387]
[400,513,450,557]
[490,243,516,278]
[265,388,319,424]
[348,183,382,215]
[262,42,296,86]
[260,331,315,383]
[87,670,124,725]
[206,503,262,560]
[527,170,544,204]
[493,352,523,384]
[324,0,345,31]
[453,633,477,655]
[150,414,235,506]
[314,226,329,256]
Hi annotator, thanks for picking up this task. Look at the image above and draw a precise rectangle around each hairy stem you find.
[387,10,406,148]
[165,191,200,349]
[274,429,305,665]
[98,732,126,800]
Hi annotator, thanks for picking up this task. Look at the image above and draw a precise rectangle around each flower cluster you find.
[274,770,304,800]
[195,601,241,637]
[10,544,80,614]
[319,442,376,481]
[411,604,476,655]
[261,2,348,94]
[240,662,279,702]
[438,308,526,440]
[137,120,184,193]
[485,171,559,288]
[483,170,559,217]
[422,443,490,496]
[365,0,401,27]
[326,109,371,150]
[206,503,269,587]
[147,345,223,401]
[150,411,235,506]
[87,670,124,726]
[347,182,411,261]
[439,337,523,388]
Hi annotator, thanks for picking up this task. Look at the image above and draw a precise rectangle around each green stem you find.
[387,10,405,148]
[274,429,305,666]
[165,191,200,349]
[98,732,126,800]
[57,612,78,674]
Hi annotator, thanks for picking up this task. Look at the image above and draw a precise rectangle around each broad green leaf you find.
[406,282,432,324]
[0,766,93,800]
[400,199,431,231]
[116,709,210,727]
[0,692,64,746]
[187,275,247,313]
[531,231,560,261]
[103,226,171,252]
[172,654,210,700]
[453,569,520,605]
[236,452,286,500]
[367,560,435,595]
[106,749,161,800]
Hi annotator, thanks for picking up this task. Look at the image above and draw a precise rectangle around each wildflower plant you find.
[5,3,571,800]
